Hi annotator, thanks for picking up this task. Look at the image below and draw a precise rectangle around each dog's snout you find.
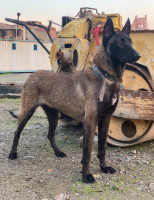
[135,53,141,61]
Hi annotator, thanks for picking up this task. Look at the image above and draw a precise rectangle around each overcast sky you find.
[0,0,154,29]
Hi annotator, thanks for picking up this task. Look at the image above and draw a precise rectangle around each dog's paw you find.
[101,166,116,174]
[8,152,17,160]
[83,173,96,183]
[55,151,67,157]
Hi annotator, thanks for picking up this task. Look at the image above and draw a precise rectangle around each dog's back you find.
[21,68,101,121]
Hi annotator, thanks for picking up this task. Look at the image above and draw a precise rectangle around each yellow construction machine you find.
[50,8,154,146]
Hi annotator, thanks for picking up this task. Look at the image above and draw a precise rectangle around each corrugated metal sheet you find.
[0,40,52,72]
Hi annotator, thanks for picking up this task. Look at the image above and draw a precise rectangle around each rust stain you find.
[114,89,154,120]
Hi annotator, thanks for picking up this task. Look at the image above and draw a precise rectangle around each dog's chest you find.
[111,92,118,106]
[97,81,119,118]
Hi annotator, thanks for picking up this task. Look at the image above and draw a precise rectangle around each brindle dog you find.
[8,17,140,183]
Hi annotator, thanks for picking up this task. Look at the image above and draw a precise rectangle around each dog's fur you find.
[8,18,140,183]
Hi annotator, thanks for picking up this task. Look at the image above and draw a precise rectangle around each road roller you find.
[6,7,154,146]
[50,8,154,146]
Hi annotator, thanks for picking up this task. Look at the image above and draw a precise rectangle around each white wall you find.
[0,40,52,72]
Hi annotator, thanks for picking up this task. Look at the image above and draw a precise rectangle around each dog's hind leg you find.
[8,105,38,160]
[9,88,39,160]
[97,114,116,174]
[41,105,66,157]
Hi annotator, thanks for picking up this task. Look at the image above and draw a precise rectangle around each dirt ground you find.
[0,74,154,200]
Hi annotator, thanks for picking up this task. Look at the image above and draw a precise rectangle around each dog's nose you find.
[135,53,141,60]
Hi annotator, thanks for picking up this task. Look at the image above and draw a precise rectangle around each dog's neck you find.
[93,45,125,78]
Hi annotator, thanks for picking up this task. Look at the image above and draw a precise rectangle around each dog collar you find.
[93,66,121,102]
[93,66,121,83]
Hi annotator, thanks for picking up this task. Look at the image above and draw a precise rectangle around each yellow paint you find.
[58,18,89,38]
[131,31,154,80]
[109,117,152,142]
[106,14,122,30]
[122,69,152,91]
[50,13,122,72]
[50,38,90,72]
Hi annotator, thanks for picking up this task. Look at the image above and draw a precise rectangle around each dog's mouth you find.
[119,53,141,64]
[128,51,141,63]
[134,55,141,62]
[116,53,140,76]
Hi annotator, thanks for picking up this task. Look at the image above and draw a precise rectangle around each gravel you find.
[0,98,154,200]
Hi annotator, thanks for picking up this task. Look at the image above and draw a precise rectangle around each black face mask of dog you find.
[103,18,140,66]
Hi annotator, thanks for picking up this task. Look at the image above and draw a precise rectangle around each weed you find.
[0,73,12,77]
[0,98,20,106]
[83,184,95,195]
[8,120,18,129]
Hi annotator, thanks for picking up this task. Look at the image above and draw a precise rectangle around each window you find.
[34,44,37,51]
[1,30,6,39]
[12,43,16,50]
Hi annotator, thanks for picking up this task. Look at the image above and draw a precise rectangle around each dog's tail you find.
[9,110,19,118]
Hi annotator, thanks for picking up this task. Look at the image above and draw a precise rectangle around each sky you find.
[0,0,154,30]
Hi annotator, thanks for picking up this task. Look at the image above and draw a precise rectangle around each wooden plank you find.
[0,93,21,98]
[0,83,22,95]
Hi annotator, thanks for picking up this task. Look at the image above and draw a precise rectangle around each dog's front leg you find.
[97,114,116,174]
[82,118,96,183]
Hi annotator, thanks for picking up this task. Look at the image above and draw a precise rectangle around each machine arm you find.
[5,18,52,55]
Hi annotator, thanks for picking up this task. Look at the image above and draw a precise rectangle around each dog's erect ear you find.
[103,17,115,47]
[122,18,131,36]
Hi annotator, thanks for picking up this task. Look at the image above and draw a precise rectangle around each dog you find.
[8,17,140,183]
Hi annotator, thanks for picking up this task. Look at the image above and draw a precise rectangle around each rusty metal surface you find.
[114,89,154,120]
[114,63,154,120]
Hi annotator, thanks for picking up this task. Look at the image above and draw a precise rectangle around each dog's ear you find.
[122,18,131,36]
[103,17,115,47]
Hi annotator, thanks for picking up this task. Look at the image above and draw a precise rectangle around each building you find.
[0,22,23,40]
[131,15,148,30]
[0,20,58,72]
[25,21,57,41]
[0,21,57,41]
[0,20,57,72]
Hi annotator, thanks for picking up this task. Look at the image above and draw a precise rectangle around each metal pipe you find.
[5,18,50,55]
[26,21,54,43]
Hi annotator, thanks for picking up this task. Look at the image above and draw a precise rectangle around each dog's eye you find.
[128,38,133,44]
[117,39,124,47]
